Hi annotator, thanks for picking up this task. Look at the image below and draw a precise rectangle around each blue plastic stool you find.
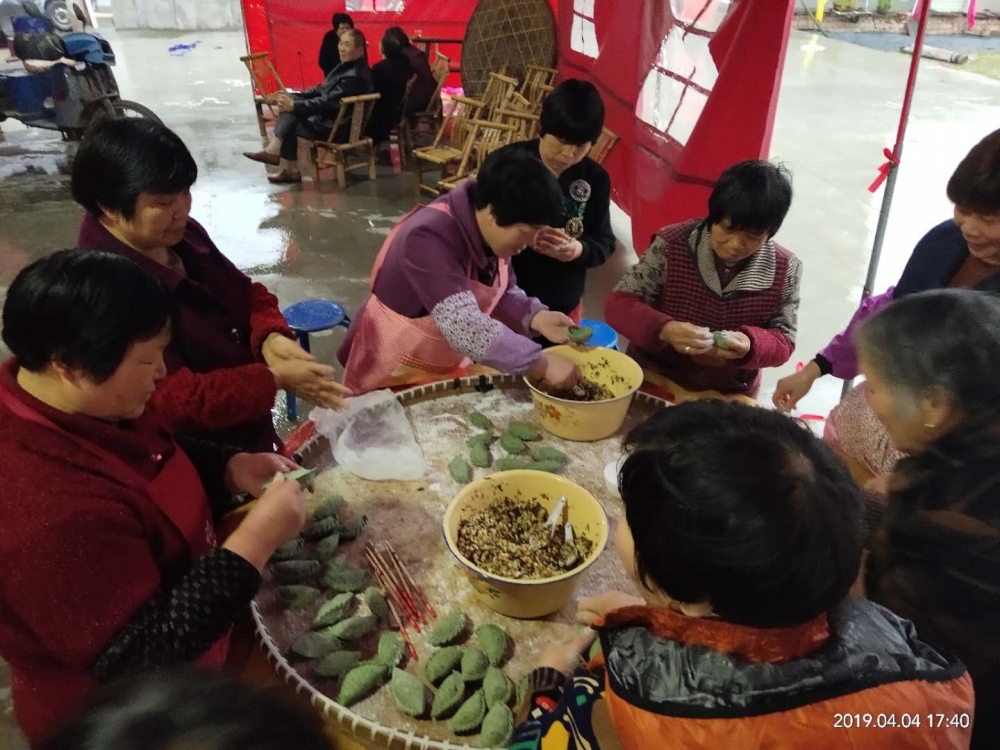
[281,299,352,421]
[579,318,620,350]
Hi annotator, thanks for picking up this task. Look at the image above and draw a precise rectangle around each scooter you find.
[0,0,160,139]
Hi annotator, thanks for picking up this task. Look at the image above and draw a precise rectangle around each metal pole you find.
[841,0,931,399]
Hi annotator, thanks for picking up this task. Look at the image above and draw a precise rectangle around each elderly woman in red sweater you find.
[605,160,801,398]
[0,251,308,745]
[73,118,349,452]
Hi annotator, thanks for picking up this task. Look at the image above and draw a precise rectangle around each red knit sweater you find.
[77,216,293,452]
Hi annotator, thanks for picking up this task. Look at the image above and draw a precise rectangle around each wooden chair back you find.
[240,52,287,103]
[496,108,540,142]
[326,93,382,146]
[471,119,518,169]
[589,126,619,165]
[520,64,557,106]
[481,72,520,119]
[421,52,451,120]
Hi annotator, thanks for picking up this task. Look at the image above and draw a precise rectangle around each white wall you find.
[111,0,244,30]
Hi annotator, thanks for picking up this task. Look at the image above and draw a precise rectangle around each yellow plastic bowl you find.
[524,345,644,442]
[442,470,609,619]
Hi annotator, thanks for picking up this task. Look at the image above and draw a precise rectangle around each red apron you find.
[342,202,509,393]
[0,386,229,744]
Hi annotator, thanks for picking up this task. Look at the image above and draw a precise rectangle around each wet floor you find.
[2,26,1000,747]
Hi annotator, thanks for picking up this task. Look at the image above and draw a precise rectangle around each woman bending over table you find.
[605,160,800,398]
[0,251,308,746]
[497,79,616,327]
[774,128,1000,483]
[510,401,973,750]
[74,118,349,453]
[338,149,581,393]
[856,289,1000,749]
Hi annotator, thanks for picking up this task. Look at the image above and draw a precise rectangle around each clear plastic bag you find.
[311,390,428,481]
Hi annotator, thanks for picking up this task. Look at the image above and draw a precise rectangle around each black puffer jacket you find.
[292,57,374,135]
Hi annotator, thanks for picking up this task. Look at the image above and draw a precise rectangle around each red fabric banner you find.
[557,0,794,253]
[241,1,558,92]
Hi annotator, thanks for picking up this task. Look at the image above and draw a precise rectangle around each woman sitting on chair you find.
[605,160,801,398]
[76,118,349,453]
[367,27,413,148]
[244,29,373,185]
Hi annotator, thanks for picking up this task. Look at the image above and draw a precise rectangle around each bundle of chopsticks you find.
[365,541,437,661]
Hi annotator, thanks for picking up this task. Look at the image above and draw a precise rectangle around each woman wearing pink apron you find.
[339,150,583,393]
[0,251,308,746]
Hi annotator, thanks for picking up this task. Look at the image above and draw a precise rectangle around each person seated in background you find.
[77,119,349,453]
[245,29,373,184]
[319,11,354,77]
[512,401,974,750]
[43,669,333,750]
[496,79,615,330]
[367,27,413,148]
[338,149,581,393]
[605,160,800,398]
[392,27,436,116]
[0,251,308,746]
[856,289,1000,749]
[773,128,1000,487]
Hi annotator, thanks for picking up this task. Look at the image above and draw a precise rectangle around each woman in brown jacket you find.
[857,289,1000,749]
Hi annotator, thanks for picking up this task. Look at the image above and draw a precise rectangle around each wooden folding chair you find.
[240,52,288,138]
[452,73,519,150]
[413,94,486,197]
[390,75,418,168]
[307,93,381,189]
[520,64,557,109]
[589,126,619,166]
[437,120,518,193]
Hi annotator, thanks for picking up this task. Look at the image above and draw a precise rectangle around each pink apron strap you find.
[370,202,453,291]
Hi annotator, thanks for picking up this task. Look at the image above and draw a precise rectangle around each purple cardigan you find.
[339,182,547,374]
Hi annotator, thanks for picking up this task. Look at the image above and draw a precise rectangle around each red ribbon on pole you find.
[868,147,901,193]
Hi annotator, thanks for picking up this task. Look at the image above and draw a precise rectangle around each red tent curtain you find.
[556,0,795,252]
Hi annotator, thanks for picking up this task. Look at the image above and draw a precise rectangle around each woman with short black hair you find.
[510,401,973,749]
[856,289,1000,749]
[338,149,581,392]
[319,11,355,77]
[774,129,1000,484]
[0,250,308,746]
[606,159,801,397]
[75,118,349,453]
[497,79,615,325]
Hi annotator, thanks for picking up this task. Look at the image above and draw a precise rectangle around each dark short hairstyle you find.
[383,26,410,57]
[620,401,863,628]
[343,28,367,56]
[2,250,173,384]
[71,118,197,220]
[382,26,410,56]
[856,289,1000,421]
[332,12,353,29]
[539,78,605,146]
[472,149,564,227]
[41,669,332,750]
[946,129,1000,215]
[706,160,793,238]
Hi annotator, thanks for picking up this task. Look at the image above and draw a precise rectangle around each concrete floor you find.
[2,27,1000,746]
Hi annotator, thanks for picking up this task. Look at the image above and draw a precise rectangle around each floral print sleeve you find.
[612,237,669,305]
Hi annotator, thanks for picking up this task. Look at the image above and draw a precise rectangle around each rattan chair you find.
[240,52,288,137]
[306,93,381,188]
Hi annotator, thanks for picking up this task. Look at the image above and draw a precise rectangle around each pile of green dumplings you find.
[449,412,568,484]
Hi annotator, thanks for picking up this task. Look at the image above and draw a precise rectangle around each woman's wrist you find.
[222,525,272,574]
[809,357,830,378]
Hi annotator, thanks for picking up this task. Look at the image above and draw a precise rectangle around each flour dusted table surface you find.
[252,376,669,749]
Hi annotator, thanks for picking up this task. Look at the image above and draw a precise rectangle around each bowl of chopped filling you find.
[443,470,609,618]
[525,344,644,441]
